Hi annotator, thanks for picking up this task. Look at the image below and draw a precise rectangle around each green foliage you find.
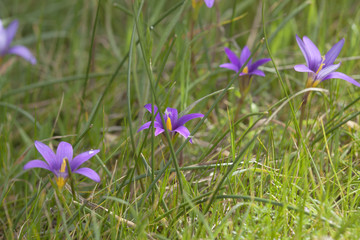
[1,0,360,239]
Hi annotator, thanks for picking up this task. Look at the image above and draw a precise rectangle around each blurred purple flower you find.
[294,35,360,88]
[138,104,204,143]
[204,0,214,8]
[220,46,270,77]
[24,141,100,189]
[0,19,36,64]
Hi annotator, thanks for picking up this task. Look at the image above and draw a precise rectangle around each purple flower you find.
[24,141,100,189]
[138,104,204,143]
[294,35,360,88]
[204,0,214,8]
[220,46,271,77]
[0,19,36,64]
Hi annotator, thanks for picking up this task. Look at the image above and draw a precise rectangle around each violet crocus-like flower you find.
[24,141,100,189]
[204,0,214,8]
[220,47,271,77]
[0,19,36,64]
[294,35,360,88]
[138,104,204,143]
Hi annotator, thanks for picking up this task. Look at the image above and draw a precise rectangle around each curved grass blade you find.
[0,72,111,99]
[0,102,41,129]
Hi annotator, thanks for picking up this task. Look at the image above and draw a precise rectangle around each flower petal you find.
[239,72,248,76]
[155,128,165,136]
[56,142,73,169]
[165,107,178,125]
[70,149,100,171]
[294,64,313,73]
[144,104,158,114]
[73,167,100,182]
[249,69,265,77]
[23,160,51,171]
[34,141,56,169]
[324,39,344,66]
[316,63,341,80]
[219,63,239,72]
[138,121,163,132]
[138,121,151,132]
[295,35,311,69]
[6,45,36,64]
[0,30,6,54]
[240,46,251,66]
[204,0,214,8]
[174,126,193,143]
[249,58,271,72]
[322,72,360,87]
[144,104,161,122]
[5,20,19,48]
[175,113,204,128]
[303,36,322,70]
[224,47,240,67]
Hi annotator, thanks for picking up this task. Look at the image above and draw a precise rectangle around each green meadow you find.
[1,0,360,239]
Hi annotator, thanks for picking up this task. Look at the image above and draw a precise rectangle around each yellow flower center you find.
[242,66,249,74]
[315,56,326,75]
[306,56,326,88]
[56,158,68,189]
[166,117,172,131]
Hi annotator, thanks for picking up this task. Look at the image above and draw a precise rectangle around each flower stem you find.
[235,76,252,118]
[298,91,310,143]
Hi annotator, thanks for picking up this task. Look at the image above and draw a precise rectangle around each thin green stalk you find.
[126,23,137,153]
[262,0,300,139]
[0,72,112,99]
[0,102,41,129]
[77,0,102,131]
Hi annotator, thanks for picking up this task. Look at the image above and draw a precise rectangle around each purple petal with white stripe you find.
[165,108,178,125]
